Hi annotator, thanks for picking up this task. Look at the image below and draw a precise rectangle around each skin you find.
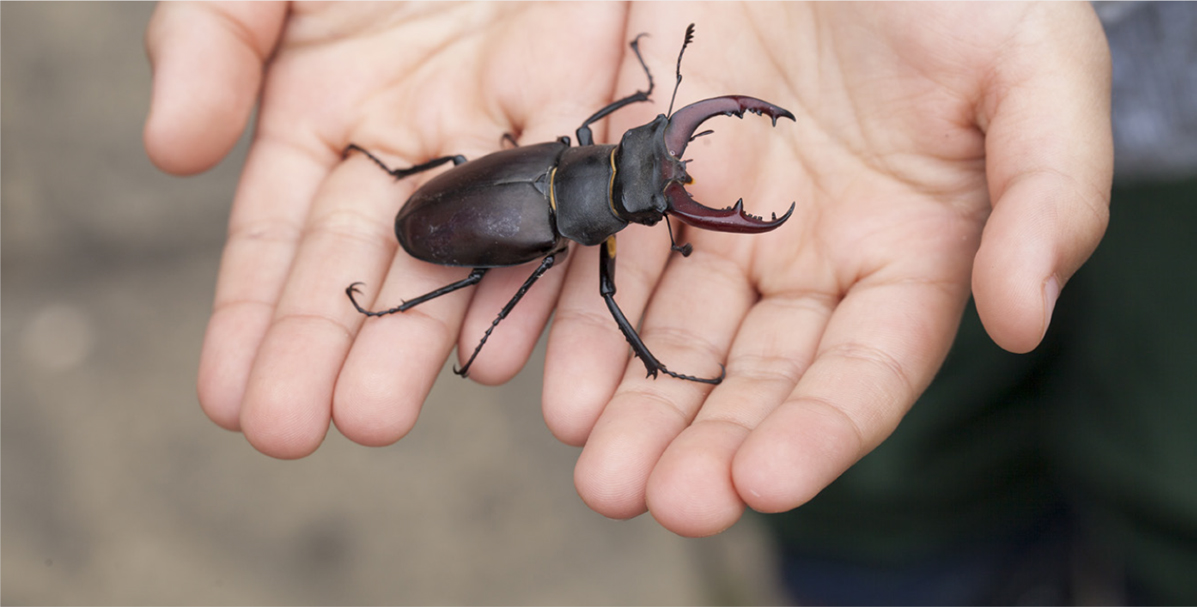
[146,2,1112,538]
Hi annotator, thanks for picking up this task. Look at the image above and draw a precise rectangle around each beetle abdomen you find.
[395,143,568,267]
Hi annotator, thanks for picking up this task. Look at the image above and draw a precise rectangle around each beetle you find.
[345,24,795,385]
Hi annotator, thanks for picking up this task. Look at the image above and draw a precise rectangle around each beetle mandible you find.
[345,24,795,385]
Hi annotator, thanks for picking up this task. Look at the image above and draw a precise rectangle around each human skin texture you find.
[145,2,1112,537]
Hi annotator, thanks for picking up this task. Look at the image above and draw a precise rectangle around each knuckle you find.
[726,352,806,385]
[304,207,394,251]
[822,341,915,399]
[641,324,723,362]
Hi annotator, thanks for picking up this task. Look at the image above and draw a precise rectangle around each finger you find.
[143,1,286,174]
[455,258,572,386]
[197,138,328,432]
[542,224,674,446]
[645,288,833,537]
[331,137,499,447]
[972,4,1113,353]
[573,248,751,519]
[237,141,426,458]
[732,274,970,514]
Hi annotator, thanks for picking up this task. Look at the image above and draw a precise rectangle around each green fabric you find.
[763,177,1197,603]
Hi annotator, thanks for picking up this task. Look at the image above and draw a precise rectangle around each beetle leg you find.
[599,236,724,385]
[454,254,558,378]
[347,268,488,317]
[664,216,693,257]
[343,143,466,180]
[574,33,655,147]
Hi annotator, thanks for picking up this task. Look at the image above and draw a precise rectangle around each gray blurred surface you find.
[0,3,781,604]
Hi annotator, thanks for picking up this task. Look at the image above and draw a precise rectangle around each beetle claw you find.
[346,282,372,315]
[659,363,725,385]
[638,357,724,385]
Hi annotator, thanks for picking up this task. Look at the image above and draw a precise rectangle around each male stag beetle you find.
[345,24,795,385]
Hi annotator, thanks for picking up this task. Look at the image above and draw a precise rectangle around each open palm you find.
[147,3,1112,538]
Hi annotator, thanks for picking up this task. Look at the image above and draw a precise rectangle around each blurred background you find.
[1,3,783,604]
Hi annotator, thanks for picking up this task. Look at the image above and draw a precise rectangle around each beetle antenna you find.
[665,215,693,257]
[666,23,696,118]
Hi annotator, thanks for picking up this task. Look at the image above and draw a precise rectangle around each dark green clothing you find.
[765,177,1197,605]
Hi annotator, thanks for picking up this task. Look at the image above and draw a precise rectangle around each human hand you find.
[145,2,639,455]
[545,3,1113,536]
[148,2,1112,539]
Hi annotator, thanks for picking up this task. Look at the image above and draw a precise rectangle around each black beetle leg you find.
[347,268,488,317]
[599,236,724,385]
[454,254,558,378]
[664,216,693,257]
[343,143,466,179]
[574,34,655,146]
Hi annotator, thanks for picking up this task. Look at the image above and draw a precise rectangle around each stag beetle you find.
[345,24,795,384]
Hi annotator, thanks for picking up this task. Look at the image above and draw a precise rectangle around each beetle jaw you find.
[658,96,797,234]
[613,102,796,234]
[663,95,796,158]
[665,183,795,234]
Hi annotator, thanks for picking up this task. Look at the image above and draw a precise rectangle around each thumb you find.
[143,1,287,175]
[972,4,1113,353]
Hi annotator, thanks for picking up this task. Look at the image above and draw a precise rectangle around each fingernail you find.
[1042,275,1060,339]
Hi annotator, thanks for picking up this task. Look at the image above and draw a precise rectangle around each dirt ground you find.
[1,3,784,604]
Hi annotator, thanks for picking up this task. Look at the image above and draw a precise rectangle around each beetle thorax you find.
[552,144,629,246]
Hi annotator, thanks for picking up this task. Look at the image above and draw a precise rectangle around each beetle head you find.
[611,115,681,226]
[611,97,796,233]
